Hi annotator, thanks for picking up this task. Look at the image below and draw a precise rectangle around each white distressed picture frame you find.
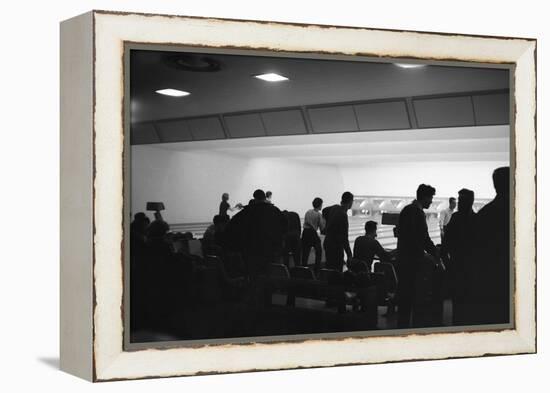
[60,10,536,382]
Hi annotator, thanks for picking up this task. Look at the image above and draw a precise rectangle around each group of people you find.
[395,167,510,327]
[130,166,510,330]
[207,190,382,276]
[213,190,390,271]
[441,167,510,326]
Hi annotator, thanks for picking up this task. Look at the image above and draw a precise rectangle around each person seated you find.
[141,219,177,329]
[202,214,229,256]
[130,212,151,262]
[145,220,172,259]
[353,221,392,271]
[129,212,150,330]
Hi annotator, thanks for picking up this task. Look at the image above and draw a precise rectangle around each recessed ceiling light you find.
[395,63,426,69]
[254,73,289,82]
[155,88,191,97]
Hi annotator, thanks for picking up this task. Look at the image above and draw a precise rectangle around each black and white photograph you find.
[128,48,512,344]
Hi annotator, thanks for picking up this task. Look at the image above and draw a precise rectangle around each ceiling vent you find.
[164,54,222,72]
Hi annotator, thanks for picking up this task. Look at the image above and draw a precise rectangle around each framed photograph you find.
[60,10,536,381]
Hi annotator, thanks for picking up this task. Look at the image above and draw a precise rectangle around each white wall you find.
[131,145,344,223]
[340,161,509,200]
[132,145,508,223]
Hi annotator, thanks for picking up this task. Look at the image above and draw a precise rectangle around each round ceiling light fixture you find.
[394,63,427,69]
[164,54,222,72]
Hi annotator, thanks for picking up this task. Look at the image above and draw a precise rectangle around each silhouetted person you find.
[301,197,325,270]
[282,210,302,267]
[439,197,456,241]
[266,190,273,204]
[130,212,151,257]
[253,189,265,202]
[324,192,354,272]
[321,205,331,235]
[441,188,476,326]
[471,167,510,324]
[142,219,175,329]
[396,184,442,328]
[225,189,287,278]
[130,212,150,331]
[353,221,391,271]
[203,214,229,256]
[219,193,242,218]
[219,193,230,217]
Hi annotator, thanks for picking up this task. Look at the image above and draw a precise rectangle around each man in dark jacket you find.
[323,192,354,272]
[396,184,442,328]
[225,189,287,278]
[282,210,302,267]
[470,167,510,324]
[441,188,476,326]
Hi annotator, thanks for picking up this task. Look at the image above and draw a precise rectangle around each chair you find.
[374,262,398,292]
[204,255,231,279]
[188,239,203,258]
[348,258,369,274]
[317,268,355,313]
[265,263,291,306]
[193,264,222,305]
[290,266,315,280]
[204,255,246,300]
[318,268,342,285]
[268,263,290,279]
[374,262,398,312]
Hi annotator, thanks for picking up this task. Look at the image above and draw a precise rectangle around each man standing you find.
[323,192,354,272]
[219,192,242,219]
[282,210,302,267]
[224,189,286,278]
[439,197,456,241]
[471,167,510,324]
[441,188,476,326]
[396,184,442,328]
[301,197,325,271]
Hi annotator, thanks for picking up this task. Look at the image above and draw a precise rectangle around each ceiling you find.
[130,49,510,124]
[130,48,510,165]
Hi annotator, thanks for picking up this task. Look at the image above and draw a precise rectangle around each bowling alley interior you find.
[128,48,512,344]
